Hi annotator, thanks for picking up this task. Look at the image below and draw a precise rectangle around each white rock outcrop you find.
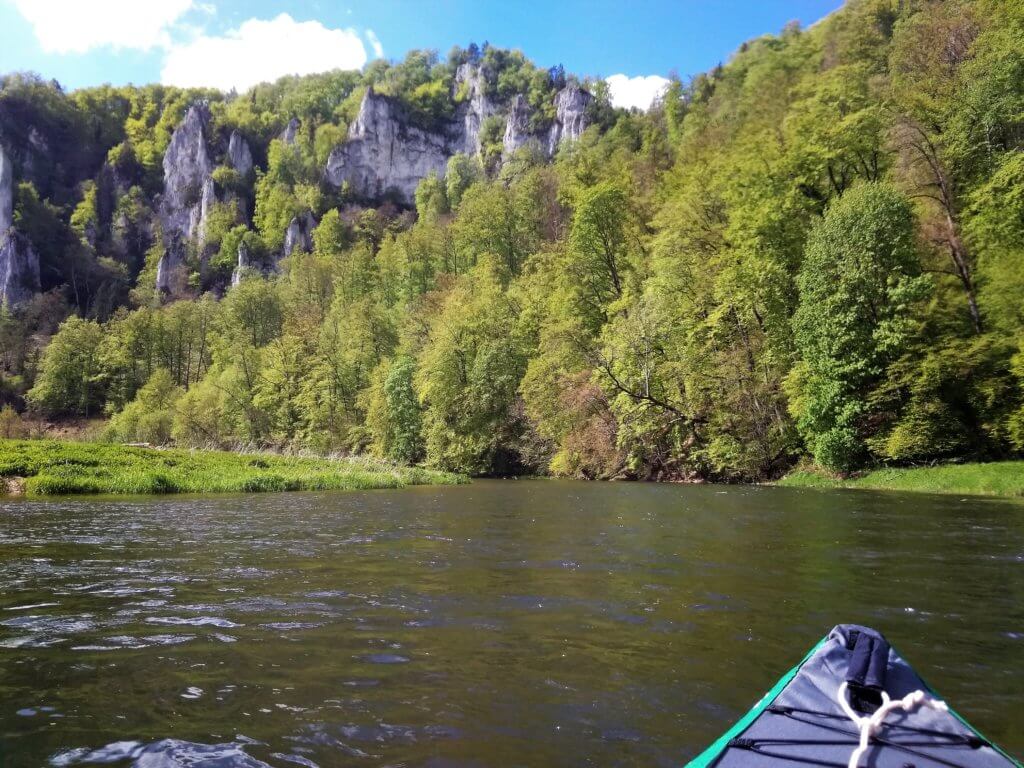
[280,118,300,145]
[155,244,185,294]
[0,143,12,234]
[0,144,41,306]
[453,63,498,156]
[0,230,40,306]
[231,241,254,286]
[227,130,254,176]
[547,85,593,154]
[502,95,536,156]
[325,80,593,204]
[160,103,213,241]
[192,177,216,253]
[283,211,317,257]
[324,90,450,206]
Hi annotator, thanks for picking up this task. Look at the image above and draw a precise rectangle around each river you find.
[1,481,1022,766]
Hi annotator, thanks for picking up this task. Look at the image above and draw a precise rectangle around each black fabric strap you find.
[847,631,889,690]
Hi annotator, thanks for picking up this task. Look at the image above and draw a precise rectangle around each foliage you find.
[6,6,1024,481]
[0,439,466,496]
[778,460,1024,498]
[103,368,183,444]
[789,183,928,472]
[27,316,105,416]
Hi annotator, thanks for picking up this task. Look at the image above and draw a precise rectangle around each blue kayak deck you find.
[688,624,1021,768]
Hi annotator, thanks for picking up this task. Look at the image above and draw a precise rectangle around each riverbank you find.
[0,439,467,496]
[777,461,1024,498]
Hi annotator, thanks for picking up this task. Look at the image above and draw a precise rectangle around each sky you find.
[0,0,843,110]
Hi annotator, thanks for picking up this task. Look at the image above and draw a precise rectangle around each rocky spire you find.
[547,85,593,155]
[280,118,300,145]
[0,231,40,306]
[0,143,12,234]
[227,130,253,176]
[161,103,214,241]
[231,240,253,287]
[324,89,449,205]
[503,95,535,157]
[283,211,317,257]
[453,63,498,156]
[0,144,41,306]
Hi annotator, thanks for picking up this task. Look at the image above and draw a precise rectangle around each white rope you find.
[837,681,948,768]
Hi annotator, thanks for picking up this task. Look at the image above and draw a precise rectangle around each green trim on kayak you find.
[894,643,1024,768]
[687,633,1023,768]
[685,635,828,768]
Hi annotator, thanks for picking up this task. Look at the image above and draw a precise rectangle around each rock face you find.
[324,79,592,205]
[161,103,213,241]
[453,63,498,156]
[0,230,40,306]
[155,243,185,294]
[191,177,216,253]
[324,90,450,205]
[231,241,254,287]
[227,130,253,176]
[283,211,317,257]
[280,118,300,146]
[503,95,535,156]
[0,143,41,306]
[547,85,593,155]
[0,143,12,234]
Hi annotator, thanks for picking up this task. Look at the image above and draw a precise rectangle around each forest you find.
[1,0,1023,481]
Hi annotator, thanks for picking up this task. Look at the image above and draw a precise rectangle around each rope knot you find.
[838,681,947,768]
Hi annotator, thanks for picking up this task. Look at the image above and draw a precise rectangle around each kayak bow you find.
[688,624,1021,768]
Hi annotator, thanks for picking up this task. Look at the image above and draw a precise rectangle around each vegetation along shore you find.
[2,0,1024,487]
[0,439,466,496]
[778,461,1024,498]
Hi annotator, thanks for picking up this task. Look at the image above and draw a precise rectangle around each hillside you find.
[1,0,1023,481]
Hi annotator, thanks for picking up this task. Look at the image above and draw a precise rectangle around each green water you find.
[1,481,1022,767]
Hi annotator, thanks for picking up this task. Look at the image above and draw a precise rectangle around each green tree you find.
[28,317,106,416]
[789,183,929,472]
[104,368,182,444]
[417,258,528,474]
[365,355,424,463]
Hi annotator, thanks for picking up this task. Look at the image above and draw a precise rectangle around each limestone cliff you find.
[453,63,498,156]
[0,143,12,234]
[0,143,41,306]
[503,95,535,156]
[227,130,254,176]
[160,104,214,242]
[324,89,450,205]
[0,230,41,306]
[283,211,317,257]
[547,85,593,154]
[325,76,593,204]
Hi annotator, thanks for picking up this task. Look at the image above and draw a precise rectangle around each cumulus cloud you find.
[161,13,369,92]
[605,74,671,111]
[365,29,384,59]
[11,0,194,53]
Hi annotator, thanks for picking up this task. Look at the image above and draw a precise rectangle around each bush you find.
[104,369,183,445]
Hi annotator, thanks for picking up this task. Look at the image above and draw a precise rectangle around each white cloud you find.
[11,0,194,53]
[161,13,369,92]
[365,29,384,59]
[605,74,671,111]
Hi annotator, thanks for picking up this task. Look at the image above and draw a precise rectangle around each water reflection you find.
[1,481,1022,767]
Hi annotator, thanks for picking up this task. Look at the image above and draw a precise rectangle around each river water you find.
[1,481,1022,767]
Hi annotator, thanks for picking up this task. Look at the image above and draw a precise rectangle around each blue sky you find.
[0,1,843,108]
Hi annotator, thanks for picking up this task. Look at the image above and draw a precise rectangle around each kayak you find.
[688,624,1021,768]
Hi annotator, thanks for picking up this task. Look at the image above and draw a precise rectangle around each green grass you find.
[777,461,1024,498]
[0,439,467,497]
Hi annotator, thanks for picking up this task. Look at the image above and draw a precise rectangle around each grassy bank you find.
[777,461,1024,498]
[0,439,467,496]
